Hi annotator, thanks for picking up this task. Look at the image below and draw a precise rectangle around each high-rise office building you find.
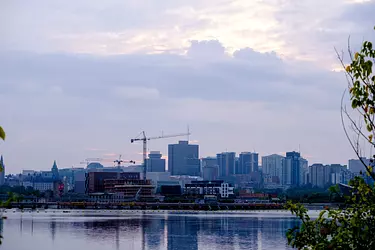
[168,141,200,176]
[300,158,309,186]
[309,164,331,188]
[330,164,346,185]
[262,154,284,184]
[146,151,166,172]
[283,151,307,187]
[238,152,259,174]
[217,152,236,177]
[0,155,4,186]
[201,157,219,181]
[349,158,370,174]
[201,157,217,168]
[251,153,259,173]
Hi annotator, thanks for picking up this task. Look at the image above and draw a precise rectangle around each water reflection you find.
[2,211,299,250]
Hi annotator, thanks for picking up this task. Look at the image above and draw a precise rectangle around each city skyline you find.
[3,145,357,175]
[2,1,375,172]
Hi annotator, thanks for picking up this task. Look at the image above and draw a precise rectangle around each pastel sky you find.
[1,0,375,173]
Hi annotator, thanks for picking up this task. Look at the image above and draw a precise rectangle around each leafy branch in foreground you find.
[0,126,5,245]
[0,127,4,141]
[287,26,375,249]
[287,177,375,249]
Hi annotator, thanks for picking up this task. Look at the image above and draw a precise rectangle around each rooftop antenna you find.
[187,125,190,142]
[299,144,301,154]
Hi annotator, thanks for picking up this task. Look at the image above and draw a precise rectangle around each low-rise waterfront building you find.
[184,180,234,198]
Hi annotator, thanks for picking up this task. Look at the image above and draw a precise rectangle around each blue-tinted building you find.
[146,151,166,172]
[217,152,236,177]
[284,151,305,187]
[201,157,219,181]
[238,152,259,174]
[0,155,5,186]
[168,141,200,176]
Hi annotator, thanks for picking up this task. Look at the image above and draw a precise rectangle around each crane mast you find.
[130,130,191,181]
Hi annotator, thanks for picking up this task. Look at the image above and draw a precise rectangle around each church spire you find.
[0,155,4,171]
[0,155,5,185]
[51,160,59,181]
[52,160,57,169]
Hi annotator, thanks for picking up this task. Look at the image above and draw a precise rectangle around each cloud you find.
[0,37,356,171]
[1,0,373,172]
[85,148,108,152]
[112,86,160,100]
[187,40,227,59]
[2,0,372,65]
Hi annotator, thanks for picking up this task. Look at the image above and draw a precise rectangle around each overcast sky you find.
[1,0,375,173]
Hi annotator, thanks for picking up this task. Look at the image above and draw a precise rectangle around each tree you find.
[0,126,4,173]
[0,127,5,141]
[0,126,5,245]
[286,27,375,249]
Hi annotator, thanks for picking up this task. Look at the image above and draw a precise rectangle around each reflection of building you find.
[168,141,200,176]
[185,180,234,198]
[167,215,199,250]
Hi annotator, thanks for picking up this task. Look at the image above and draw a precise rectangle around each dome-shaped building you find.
[87,162,104,170]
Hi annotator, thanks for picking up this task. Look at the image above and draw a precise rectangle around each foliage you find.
[0,126,4,173]
[286,177,375,249]
[286,26,375,249]
[0,126,5,141]
[342,27,375,176]
[0,185,40,197]
[0,126,4,245]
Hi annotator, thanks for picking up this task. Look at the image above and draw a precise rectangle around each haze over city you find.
[1,0,375,172]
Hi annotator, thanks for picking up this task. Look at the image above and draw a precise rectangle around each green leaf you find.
[0,126,5,141]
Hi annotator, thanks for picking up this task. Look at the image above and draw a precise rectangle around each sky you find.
[1,0,375,173]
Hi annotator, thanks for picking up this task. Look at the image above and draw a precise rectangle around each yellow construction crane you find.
[130,131,190,180]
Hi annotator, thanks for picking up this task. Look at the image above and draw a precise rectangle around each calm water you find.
[0,210,316,250]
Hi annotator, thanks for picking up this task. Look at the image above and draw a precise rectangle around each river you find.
[0,209,321,250]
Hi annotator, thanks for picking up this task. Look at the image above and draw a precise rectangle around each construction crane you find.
[130,131,191,180]
[113,154,135,167]
[113,154,135,179]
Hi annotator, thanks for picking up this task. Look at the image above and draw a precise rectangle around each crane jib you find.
[130,131,191,181]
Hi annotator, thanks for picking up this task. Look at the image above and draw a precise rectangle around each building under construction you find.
[104,179,154,197]
[85,172,140,193]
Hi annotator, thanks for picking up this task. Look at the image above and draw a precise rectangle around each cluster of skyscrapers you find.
[161,141,369,189]
[1,140,373,193]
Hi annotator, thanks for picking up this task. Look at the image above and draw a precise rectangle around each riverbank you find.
[3,201,284,210]
[1,208,323,218]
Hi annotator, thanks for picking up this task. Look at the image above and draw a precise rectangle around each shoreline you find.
[1,208,323,218]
